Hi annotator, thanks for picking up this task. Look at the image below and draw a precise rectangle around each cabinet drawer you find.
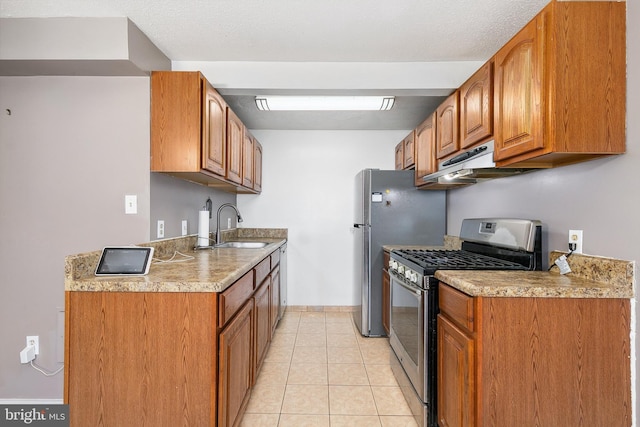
[219,270,254,327]
[254,258,271,287]
[270,248,280,269]
[439,283,474,332]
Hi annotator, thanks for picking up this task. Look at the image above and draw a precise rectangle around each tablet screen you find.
[95,247,154,276]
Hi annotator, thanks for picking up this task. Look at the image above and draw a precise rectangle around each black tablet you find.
[95,246,154,276]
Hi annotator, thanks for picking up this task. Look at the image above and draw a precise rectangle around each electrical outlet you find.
[26,336,39,355]
[568,229,583,254]
[182,220,188,236]
[157,220,165,238]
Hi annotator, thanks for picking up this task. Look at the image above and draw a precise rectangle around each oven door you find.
[389,274,426,401]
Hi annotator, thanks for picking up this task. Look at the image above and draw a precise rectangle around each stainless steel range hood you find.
[422,140,535,188]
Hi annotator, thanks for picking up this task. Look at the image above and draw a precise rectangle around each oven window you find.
[391,279,420,366]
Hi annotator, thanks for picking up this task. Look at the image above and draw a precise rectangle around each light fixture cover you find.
[255,96,395,111]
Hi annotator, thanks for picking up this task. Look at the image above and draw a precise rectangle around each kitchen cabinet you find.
[382,250,390,336]
[253,140,263,193]
[493,1,625,167]
[150,71,261,193]
[414,113,437,187]
[242,129,255,189]
[65,247,283,427]
[219,299,253,427]
[459,61,493,149]
[437,283,631,427]
[395,131,415,170]
[270,265,281,335]
[436,91,459,159]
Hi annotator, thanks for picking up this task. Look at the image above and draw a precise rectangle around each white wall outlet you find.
[125,195,137,214]
[157,220,165,238]
[568,229,583,254]
[181,220,188,236]
[26,335,39,355]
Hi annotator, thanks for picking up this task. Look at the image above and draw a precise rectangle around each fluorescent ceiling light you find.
[255,96,395,111]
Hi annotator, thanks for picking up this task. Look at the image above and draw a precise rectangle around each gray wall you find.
[150,173,237,240]
[0,76,151,399]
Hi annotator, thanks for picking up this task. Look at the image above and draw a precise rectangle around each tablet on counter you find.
[95,246,154,276]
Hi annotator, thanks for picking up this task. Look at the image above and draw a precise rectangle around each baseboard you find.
[286,305,356,313]
[0,399,64,404]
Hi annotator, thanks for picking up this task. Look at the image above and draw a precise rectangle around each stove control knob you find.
[389,260,397,270]
[405,269,413,280]
[409,272,419,283]
[397,265,405,274]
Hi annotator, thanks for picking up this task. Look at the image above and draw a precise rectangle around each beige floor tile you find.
[379,415,419,427]
[330,415,382,426]
[329,385,378,415]
[295,332,327,347]
[277,318,301,334]
[328,363,369,386]
[287,363,328,385]
[371,386,413,416]
[365,364,398,386]
[271,332,297,349]
[245,383,286,414]
[327,332,359,347]
[328,345,363,364]
[298,322,326,334]
[238,413,280,427]
[292,346,328,364]
[360,344,392,365]
[255,362,290,386]
[281,384,329,414]
[326,322,358,335]
[299,311,326,321]
[278,414,330,427]
[264,345,294,364]
[325,312,353,322]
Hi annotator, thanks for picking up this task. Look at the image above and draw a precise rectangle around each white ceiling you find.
[0,0,550,130]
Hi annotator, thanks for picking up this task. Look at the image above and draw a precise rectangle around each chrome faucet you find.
[215,203,243,245]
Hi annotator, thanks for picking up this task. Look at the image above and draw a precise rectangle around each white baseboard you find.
[0,399,64,404]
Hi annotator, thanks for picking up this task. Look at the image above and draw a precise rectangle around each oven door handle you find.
[392,276,423,296]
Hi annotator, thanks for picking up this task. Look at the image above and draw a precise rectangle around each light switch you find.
[125,195,137,214]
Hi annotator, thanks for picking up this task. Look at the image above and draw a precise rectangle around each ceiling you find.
[0,0,550,130]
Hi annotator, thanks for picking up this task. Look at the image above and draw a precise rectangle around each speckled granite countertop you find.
[436,251,634,299]
[65,228,287,293]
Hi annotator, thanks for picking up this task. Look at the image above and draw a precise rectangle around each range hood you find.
[422,140,534,188]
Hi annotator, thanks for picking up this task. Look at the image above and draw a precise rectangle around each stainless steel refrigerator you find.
[353,169,446,337]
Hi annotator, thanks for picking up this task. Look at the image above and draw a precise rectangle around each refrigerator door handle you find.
[354,223,370,228]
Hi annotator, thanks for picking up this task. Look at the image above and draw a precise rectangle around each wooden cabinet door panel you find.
[253,140,263,192]
[395,143,404,170]
[437,314,475,427]
[270,266,281,334]
[436,92,460,159]
[460,62,493,149]
[219,300,253,427]
[414,113,437,186]
[254,279,271,379]
[403,132,415,168]
[242,130,254,188]
[226,108,244,184]
[494,16,545,161]
[202,81,227,176]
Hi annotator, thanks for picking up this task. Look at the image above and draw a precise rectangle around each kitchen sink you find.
[215,241,269,249]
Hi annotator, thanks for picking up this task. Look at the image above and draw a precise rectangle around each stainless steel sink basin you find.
[215,241,269,249]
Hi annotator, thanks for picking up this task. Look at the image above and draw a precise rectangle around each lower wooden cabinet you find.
[437,283,631,427]
[65,246,284,427]
[219,300,253,427]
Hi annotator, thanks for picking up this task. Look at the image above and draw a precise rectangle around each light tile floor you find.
[240,310,418,427]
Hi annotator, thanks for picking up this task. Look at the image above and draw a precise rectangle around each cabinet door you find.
[219,300,253,427]
[395,142,404,170]
[253,140,263,192]
[494,15,545,161]
[270,266,281,334]
[254,278,271,380]
[403,132,415,169]
[437,314,475,427]
[202,81,227,176]
[414,113,437,186]
[460,62,493,149]
[382,269,390,336]
[242,129,254,188]
[436,91,460,159]
[226,108,244,184]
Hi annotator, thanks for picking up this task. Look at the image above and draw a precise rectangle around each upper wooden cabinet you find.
[394,143,404,170]
[395,131,415,170]
[254,141,263,193]
[459,61,493,149]
[414,113,437,187]
[151,71,261,194]
[494,1,626,167]
[436,91,459,159]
